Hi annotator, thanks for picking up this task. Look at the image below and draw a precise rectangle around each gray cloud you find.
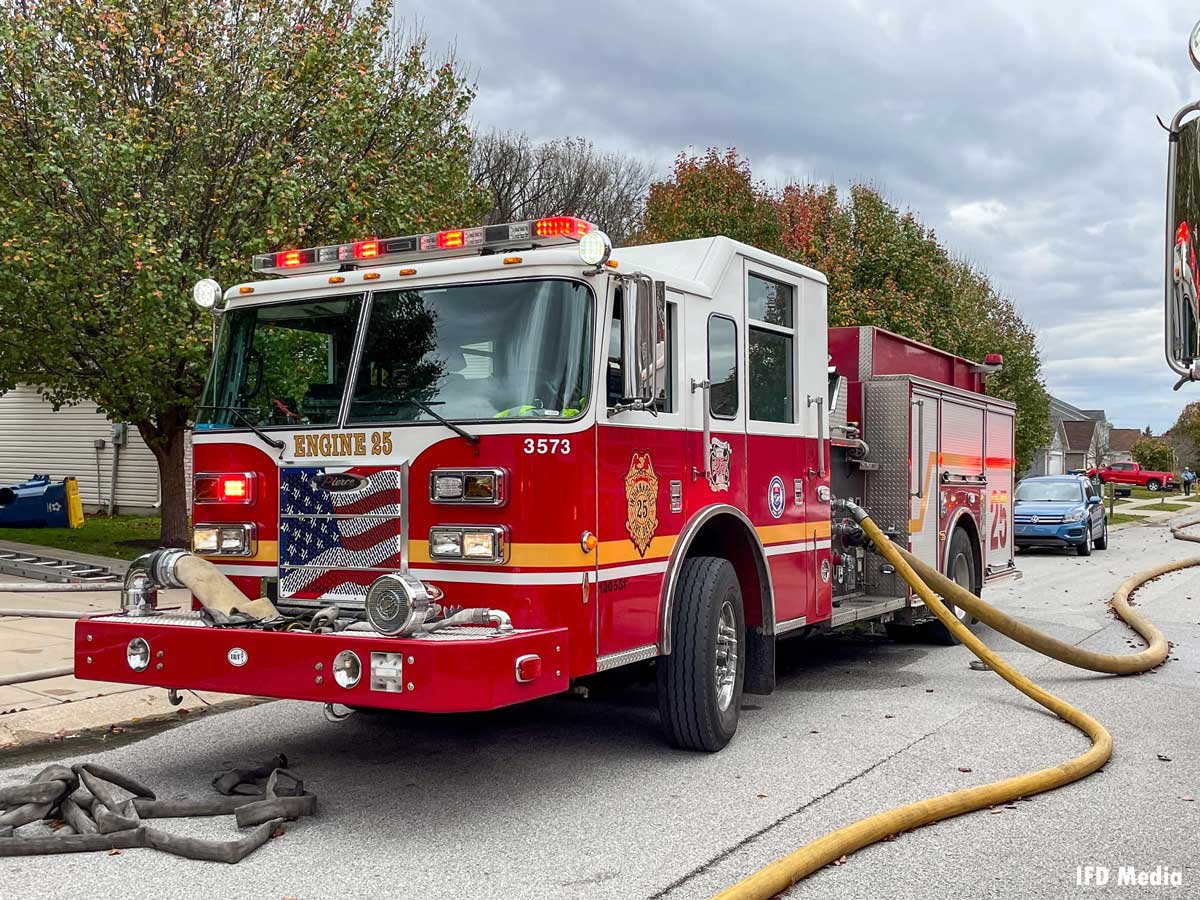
[412,0,1200,430]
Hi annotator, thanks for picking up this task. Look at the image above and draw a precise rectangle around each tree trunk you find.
[137,408,190,548]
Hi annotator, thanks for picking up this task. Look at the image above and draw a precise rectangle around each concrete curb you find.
[0,687,266,752]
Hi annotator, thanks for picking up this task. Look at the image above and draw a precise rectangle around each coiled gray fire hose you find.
[0,754,315,862]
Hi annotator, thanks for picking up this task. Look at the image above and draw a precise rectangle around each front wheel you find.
[1076,527,1093,556]
[1093,519,1108,550]
[1146,479,1161,492]
[657,556,745,752]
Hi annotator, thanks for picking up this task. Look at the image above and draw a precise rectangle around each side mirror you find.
[1166,112,1200,381]
[1087,494,1102,505]
[621,277,666,407]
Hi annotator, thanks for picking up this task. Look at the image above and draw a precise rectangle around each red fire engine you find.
[75,218,1014,751]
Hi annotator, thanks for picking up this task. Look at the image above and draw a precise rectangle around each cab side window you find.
[747,273,795,423]
[607,290,675,413]
[708,315,738,418]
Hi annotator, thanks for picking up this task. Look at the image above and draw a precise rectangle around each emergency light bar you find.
[252,217,595,276]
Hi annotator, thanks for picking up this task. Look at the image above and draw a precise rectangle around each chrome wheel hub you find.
[715,600,739,711]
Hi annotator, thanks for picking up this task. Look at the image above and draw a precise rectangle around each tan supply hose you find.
[711,505,1183,900]
[172,555,278,620]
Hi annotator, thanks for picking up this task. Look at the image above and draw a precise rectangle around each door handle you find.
[691,378,711,481]
[807,395,825,478]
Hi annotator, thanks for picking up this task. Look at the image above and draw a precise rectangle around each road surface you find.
[2,519,1197,899]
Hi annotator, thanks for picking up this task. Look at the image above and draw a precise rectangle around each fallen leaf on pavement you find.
[1182,796,1195,802]
[1157,754,1172,762]
[958,767,973,773]
[108,849,122,856]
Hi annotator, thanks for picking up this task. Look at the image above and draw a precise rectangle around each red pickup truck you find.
[1087,462,1177,492]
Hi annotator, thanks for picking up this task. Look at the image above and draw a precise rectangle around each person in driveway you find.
[1184,467,1195,496]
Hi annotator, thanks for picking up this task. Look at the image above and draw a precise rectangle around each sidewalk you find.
[0,547,253,750]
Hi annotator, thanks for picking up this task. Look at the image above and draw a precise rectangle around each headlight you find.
[463,531,497,559]
[428,526,507,563]
[430,528,464,557]
[193,523,256,557]
[126,637,150,672]
[429,469,506,505]
[332,650,362,688]
[1063,507,1086,523]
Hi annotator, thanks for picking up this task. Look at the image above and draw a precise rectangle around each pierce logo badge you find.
[624,451,660,558]
[708,438,732,492]
[227,647,248,667]
[768,476,786,518]
[315,472,368,492]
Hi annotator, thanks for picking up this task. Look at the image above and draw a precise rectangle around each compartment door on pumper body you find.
[909,390,940,565]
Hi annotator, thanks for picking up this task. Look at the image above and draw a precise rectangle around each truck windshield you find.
[1016,482,1083,503]
[347,279,593,423]
[196,295,364,428]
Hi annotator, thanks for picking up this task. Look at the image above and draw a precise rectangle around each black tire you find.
[1147,479,1161,492]
[1076,525,1093,556]
[925,527,978,645]
[1093,519,1108,550]
[657,556,745,752]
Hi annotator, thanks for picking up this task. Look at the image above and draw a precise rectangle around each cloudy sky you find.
[416,0,1200,432]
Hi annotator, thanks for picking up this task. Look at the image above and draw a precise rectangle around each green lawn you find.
[1141,502,1190,513]
[1121,486,1184,500]
[0,514,161,560]
[1107,512,1148,526]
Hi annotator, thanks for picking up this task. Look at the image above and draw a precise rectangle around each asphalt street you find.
[1,520,1197,900]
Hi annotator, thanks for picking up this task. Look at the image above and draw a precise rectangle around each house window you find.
[748,274,794,424]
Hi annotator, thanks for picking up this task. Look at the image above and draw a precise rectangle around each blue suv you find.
[1014,475,1108,556]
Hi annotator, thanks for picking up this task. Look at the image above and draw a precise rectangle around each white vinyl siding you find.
[0,385,167,511]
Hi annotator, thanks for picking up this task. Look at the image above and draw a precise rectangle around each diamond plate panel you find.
[862,377,912,595]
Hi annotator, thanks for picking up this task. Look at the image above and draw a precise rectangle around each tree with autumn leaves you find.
[0,0,484,546]
[638,149,1051,470]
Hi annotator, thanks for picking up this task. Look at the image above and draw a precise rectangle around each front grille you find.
[278,466,405,607]
[1015,514,1063,525]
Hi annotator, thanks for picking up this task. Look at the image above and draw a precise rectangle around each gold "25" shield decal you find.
[624,451,659,557]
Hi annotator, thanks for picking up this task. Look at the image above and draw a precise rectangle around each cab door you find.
[594,282,685,660]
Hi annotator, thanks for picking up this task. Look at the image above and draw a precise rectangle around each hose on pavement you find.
[711,503,1186,900]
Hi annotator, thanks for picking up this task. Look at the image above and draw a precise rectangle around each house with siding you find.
[1062,418,1105,471]
[1105,428,1143,464]
[1026,419,1068,476]
[0,385,190,514]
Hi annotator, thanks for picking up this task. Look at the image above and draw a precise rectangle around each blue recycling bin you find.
[0,475,81,528]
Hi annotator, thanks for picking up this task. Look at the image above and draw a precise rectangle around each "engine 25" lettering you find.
[292,431,394,458]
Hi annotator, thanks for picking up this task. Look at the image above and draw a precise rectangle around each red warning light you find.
[437,230,466,249]
[534,217,591,239]
[277,250,303,268]
[354,240,379,260]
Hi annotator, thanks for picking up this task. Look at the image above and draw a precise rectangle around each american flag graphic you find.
[279,466,404,602]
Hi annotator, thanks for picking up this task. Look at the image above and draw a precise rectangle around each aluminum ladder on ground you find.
[0,550,119,584]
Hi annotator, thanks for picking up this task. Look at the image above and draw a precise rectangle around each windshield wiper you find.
[195,405,286,451]
[402,396,480,445]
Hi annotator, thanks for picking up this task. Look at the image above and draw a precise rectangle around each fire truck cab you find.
[75,218,1014,751]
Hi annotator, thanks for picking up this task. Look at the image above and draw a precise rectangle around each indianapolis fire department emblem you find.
[708,438,732,492]
[624,451,660,558]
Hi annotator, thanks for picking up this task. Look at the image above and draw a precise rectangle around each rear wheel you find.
[1147,479,1162,492]
[925,528,977,645]
[657,556,745,752]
